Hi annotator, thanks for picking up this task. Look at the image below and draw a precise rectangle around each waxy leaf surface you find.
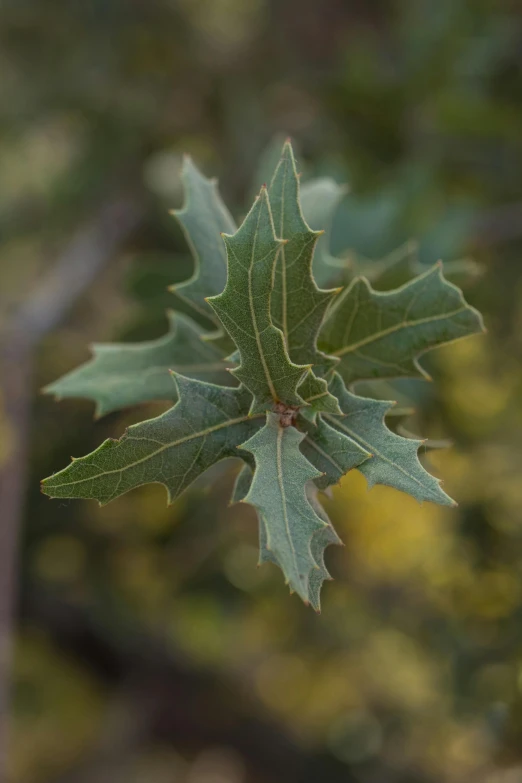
[306,486,342,612]
[319,263,484,386]
[42,376,262,505]
[324,374,454,506]
[45,313,233,417]
[297,371,342,423]
[240,413,327,602]
[299,414,371,490]
[208,188,308,413]
[300,177,347,289]
[170,157,236,326]
[269,142,338,369]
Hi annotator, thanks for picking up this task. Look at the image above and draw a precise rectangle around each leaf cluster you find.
[42,141,484,608]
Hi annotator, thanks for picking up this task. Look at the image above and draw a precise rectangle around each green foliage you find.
[43,376,261,505]
[319,264,484,387]
[44,312,232,417]
[42,141,484,607]
[208,186,308,413]
[169,156,236,328]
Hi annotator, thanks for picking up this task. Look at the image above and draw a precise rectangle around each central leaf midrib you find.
[304,435,346,475]
[333,306,468,357]
[276,425,300,584]
[248,197,278,402]
[325,414,433,494]
[47,413,263,489]
[279,159,288,343]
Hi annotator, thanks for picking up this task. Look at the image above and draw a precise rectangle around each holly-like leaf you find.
[299,413,371,490]
[231,462,253,504]
[269,142,340,370]
[240,413,328,602]
[208,187,309,414]
[170,156,236,326]
[355,241,483,292]
[319,262,485,387]
[297,370,342,423]
[42,376,262,505]
[323,373,454,505]
[232,451,343,610]
[306,485,342,612]
[44,312,233,417]
[300,177,347,289]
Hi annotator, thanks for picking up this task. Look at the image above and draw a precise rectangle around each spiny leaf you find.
[208,187,309,414]
[319,262,485,387]
[232,451,342,610]
[297,370,342,423]
[300,177,347,289]
[269,141,339,370]
[231,462,253,505]
[42,376,262,505]
[323,373,455,506]
[44,312,233,417]
[299,413,371,490]
[170,156,236,326]
[355,241,483,292]
[306,485,342,612]
[240,413,327,602]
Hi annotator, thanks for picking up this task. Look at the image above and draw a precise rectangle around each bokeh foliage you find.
[2,0,522,781]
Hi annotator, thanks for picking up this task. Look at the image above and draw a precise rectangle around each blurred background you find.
[1,1,522,781]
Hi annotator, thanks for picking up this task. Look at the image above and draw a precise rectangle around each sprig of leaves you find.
[42,140,485,608]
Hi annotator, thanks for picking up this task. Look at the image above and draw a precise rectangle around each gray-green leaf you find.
[269,142,339,369]
[170,156,236,326]
[300,177,347,289]
[240,413,328,602]
[299,414,371,489]
[306,485,342,612]
[42,376,262,505]
[297,370,342,423]
[232,457,341,610]
[44,312,233,417]
[324,373,455,506]
[319,262,485,386]
[208,187,309,414]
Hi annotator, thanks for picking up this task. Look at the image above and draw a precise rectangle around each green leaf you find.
[240,413,328,602]
[300,176,347,289]
[323,373,455,506]
[44,312,233,417]
[355,241,483,292]
[269,142,339,369]
[299,413,371,489]
[306,485,342,612]
[231,462,253,504]
[319,262,485,387]
[297,370,342,423]
[170,156,236,326]
[232,459,341,610]
[208,187,309,414]
[41,376,262,505]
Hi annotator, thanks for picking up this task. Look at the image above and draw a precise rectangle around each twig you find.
[0,194,143,775]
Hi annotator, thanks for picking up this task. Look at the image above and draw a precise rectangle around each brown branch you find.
[0,194,143,775]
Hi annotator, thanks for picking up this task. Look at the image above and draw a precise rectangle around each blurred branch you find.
[0,194,144,775]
